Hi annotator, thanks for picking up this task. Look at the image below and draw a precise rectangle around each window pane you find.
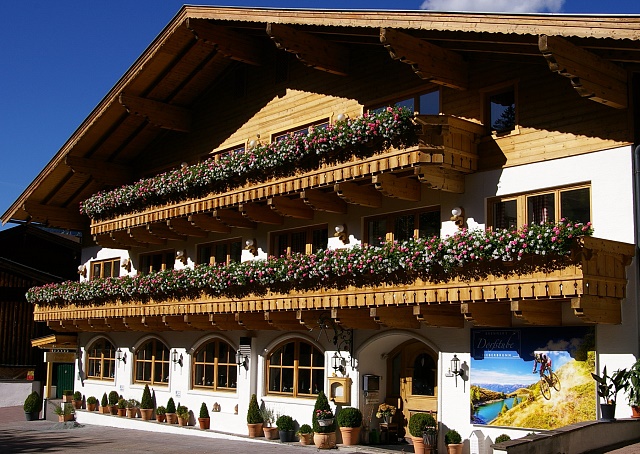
[228,367,237,389]
[490,90,515,133]
[291,231,306,255]
[198,245,212,265]
[395,98,414,112]
[270,347,282,366]
[527,193,555,225]
[214,243,228,264]
[419,91,439,115]
[493,200,517,230]
[103,262,112,278]
[312,228,328,253]
[298,369,311,394]
[195,364,206,386]
[368,219,387,246]
[218,366,228,388]
[299,342,311,367]
[274,234,288,257]
[229,241,242,262]
[418,211,440,239]
[269,367,281,392]
[105,359,115,379]
[282,342,295,366]
[312,346,324,367]
[282,368,294,393]
[412,353,435,396]
[312,369,324,394]
[219,342,229,362]
[394,214,415,242]
[92,263,101,279]
[561,188,590,224]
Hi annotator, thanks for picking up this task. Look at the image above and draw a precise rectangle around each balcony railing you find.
[36,236,634,332]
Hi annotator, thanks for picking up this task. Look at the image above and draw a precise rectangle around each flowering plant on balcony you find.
[79,107,418,221]
[27,220,592,307]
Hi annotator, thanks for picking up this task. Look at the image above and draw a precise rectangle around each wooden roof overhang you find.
[34,236,634,332]
[31,333,78,350]
[3,6,640,232]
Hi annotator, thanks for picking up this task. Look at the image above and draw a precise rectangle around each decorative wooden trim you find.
[511,300,562,325]
[23,202,85,230]
[65,156,133,186]
[240,202,284,225]
[372,173,421,201]
[334,182,383,208]
[538,34,627,109]
[300,189,347,214]
[267,196,314,219]
[380,28,468,90]
[118,94,192,132]
[167,218,208,237]
[213,209,257,229]
[266,23,348,76]
[188,214,231,233]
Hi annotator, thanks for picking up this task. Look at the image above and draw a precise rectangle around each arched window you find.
[134,339,170,385]
[267,339,324,398]
[86,338,116,381]
[193,339,237,391]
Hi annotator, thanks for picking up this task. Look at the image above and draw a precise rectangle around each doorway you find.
[55,363,75,398]
[386,339,438,434]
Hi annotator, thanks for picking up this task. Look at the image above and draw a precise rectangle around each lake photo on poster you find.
[474,399,513,424]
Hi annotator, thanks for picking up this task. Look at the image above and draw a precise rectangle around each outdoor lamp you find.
[172,349,183,367]
[446,354,463,387]
[245,238,258,256]
[77,264,87,277]
[334,224,349,244]
[235,350,248,370]
[116,348,127,364]
[176,249,187,264]
[450,206,465,229]
[331,352,345,374]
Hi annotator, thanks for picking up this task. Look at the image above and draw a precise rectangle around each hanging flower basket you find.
[318,418,334,427]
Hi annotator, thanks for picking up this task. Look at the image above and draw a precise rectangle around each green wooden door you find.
[56,364,75,398]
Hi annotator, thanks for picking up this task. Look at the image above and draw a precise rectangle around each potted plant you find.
[126,398,139,418]
[375,403,396,425]
[198,402,210,430]
[276,414,295,442]
[312,391,336,449]
[297,424,313,445]
[337,407,362,446]
[177,405,189,426]
[139,384,153,420]
[86,396,98,412]
[408,413,437,454]
[53,403,74,422]
[261,406,278,439]
[592,365,628,420]
[72,391,83,409]
[626,358,640,418]
[62,390,74,403]
[117,398,127,417]
[108,391,120,415]
[100,392,109,414]
[246,393,264,438]
[445,429,463,454]
[155,405,166,422]
[23,391,42,421]
[166,397,177,424]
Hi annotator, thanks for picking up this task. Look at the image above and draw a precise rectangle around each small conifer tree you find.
[101,393,108,407]
[199,402,210,419]
[312,390,335,433]
[140,384,153,410]
[166,397,176,414]
[247,394,263,424]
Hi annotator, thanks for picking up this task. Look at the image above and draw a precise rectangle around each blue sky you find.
[1,1,638,229]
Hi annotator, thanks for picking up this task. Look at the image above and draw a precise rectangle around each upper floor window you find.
[365,207,441,246]
[489,185,591,229]
[488,87,516,134]
[86,338,116,381]
[272,119,330,143]
[139,250,175,275]
[134,339,170,386]
[197,238,242,265]
[370,90,440,115]
[211,145,246,162]
[193,339,237,391]
[267,339,324,398]
[91,258,120,280]
[271,225,328,256]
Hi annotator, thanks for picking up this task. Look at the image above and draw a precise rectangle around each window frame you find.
[487,184,592,229]
[90,258,120,280]
[138,249,175,275]
[363,206,441,246]
[483,82,519,136]
[271,118,330,143]
[266,339,325,398]
[85,338,116,381]
[192,338,238,392]
[270,224,328,257]
[367,89,441,115]
[197,238,243,265]
[133,338,171,386]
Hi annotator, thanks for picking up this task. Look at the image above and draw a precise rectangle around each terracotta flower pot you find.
[166,413,177,424]
[109,406,118,416]
[339,427,361,446]
[140,408,153,420]
[87,403,97,412]
[99,405,109,414]
[117,408,127,417]
[58,414,74,422]
[632,405,640,419]
[156,413,166,423]
[126,408,137,418]
[314,432,336,449]
[299,433,313,445]
[73,400,82,410]
[447,443,463,454]
[247,423,263,438]
[198,417,210,430]
[412,436,426,454]
[177,416,188,426]
[263,426,279,439]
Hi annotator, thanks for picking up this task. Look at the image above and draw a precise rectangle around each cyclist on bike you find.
[532,353,552,376]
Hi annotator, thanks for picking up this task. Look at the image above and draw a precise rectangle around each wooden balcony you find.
[90,114,486,243]
[36,237,634,332]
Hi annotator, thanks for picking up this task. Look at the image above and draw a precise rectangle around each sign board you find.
[364,390,379,405]
[44,352,76,363]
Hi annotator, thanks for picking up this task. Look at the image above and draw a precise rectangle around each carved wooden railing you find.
[36,237,634,332]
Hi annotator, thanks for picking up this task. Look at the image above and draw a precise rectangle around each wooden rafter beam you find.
[331,308,379,330]
[65,156,133,186]
[235,312,274,330]
[461,303,512,327]
[240,202,284,225]
[371,306,420,329]
[185,18,266,66]
[301,189,347,214]
[334,182,382,208]
[380,28,468,90]
[538,35,627,109]
[268,197,314,219]
[147,222,187,241]
[110,230,146,248]
[511,300,562,326]
[414,166,465,193]
[93,233,129,249]
[571,296,621,324]
[265,312,308,331]
[167,218,208,237]
[413,304,464,328]
[213,209,257,229]
[189,214,231,233]
[161,315,202,331]
[23,202,86,230]
[128,226,167,245]
[372,173,421,201]
[266,23,348,76]
[119,93,192,132]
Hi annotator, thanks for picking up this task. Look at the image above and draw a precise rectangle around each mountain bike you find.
[538,368,561,400]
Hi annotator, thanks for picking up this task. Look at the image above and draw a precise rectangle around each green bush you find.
[156,405,166,415]
[297,423,312,435]
[140,384,153,410]
[87,396,98,405]
[73,391,82,401]
[101,393,108,407]
[199,402,209,419]
[247,394,263,424]
[177,405,189,418]
[108,391,120,406]
[445,429,462,445]
[276,414,294,431]
[166,397,176,413]
[495,434,511,444]
[312,391,335,433]
[117,398,127,409]
[408,413,436,437]
[23,391,42,413]
[337,407,362,428]
[127,399,139,408]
